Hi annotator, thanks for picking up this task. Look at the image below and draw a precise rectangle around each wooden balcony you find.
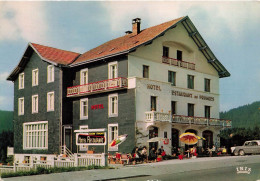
[162,56,195,70]
[67,77,128,97]
[145,112,231,128]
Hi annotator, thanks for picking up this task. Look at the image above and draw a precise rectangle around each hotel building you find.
[7,16,231,163]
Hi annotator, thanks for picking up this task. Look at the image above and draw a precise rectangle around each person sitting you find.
[149,147,157,162]
[177,147,184,160]
[141,146,148,162]
[132,147,141,163]
[190,146,197,157]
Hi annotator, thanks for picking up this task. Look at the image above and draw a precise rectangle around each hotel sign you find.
[172,90,214,101]
[76,132,106,146]
[147,84,162,91]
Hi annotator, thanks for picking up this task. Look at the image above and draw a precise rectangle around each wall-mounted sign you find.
[91,104,104,110]
[76,132,106,146]
[147,84,161,91]
[172,90,214,101]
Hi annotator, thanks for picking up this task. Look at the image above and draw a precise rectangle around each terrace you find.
[145,111,231,128]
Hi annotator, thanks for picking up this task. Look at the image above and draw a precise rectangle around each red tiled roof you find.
[72,17,185,65]
[31,43,80,65]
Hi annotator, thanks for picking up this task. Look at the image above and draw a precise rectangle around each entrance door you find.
[149,127,158,151]
[63,125,72,151]
[171,128,179,154]
[203,130,213,149]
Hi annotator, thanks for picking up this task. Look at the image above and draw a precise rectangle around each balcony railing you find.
[172,115,231,127]
[145,112,231,127]
[145,111,171,122]
[67,77,128,97]
[162,56,195,70]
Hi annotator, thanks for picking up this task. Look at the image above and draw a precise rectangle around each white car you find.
[231,140,260,156]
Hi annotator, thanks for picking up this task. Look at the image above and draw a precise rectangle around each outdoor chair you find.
[120,154,129,164]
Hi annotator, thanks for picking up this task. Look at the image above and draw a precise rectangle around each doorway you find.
[149,126,158,151]
[171,128,179,154]
[63,125,72,151]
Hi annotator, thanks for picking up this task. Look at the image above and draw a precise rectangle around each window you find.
[205,106,211,118]
[32,69,38,86]
[109,94,118,117]
[23,121,48,149]
[171,101,176,115]
[80,98,88,119]
[19,73,24,89]
[47,92,54,112]
[32,95,38,114]
[168,71,176,86]
[143,65,149,78]
[18,97,24,115]
[79,125,88,151]
[108,123,118,151]
[47,65,54,83]
[177,50,182,60]
[188,103,194,117]
[163,46,169,57]
[108,61,118,79]
[80,68,88,85]
[205,78,211,92]
[151,96,157,111]
[187,75,194,89]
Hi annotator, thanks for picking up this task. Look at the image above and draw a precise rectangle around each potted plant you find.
[87,147,95,154]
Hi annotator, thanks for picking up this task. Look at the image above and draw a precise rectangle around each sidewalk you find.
[3,155,260,181]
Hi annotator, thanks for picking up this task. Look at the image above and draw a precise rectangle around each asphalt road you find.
[2,155,260,181]
[124,162,260,181]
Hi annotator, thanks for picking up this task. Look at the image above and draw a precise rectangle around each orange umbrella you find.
[179,132,198,145]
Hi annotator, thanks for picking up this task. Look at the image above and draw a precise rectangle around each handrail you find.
[67,77,128,97]
[162,56,195,70]
[61,145,74,160]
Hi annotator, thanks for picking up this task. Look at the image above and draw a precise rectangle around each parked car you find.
[231,140,260,156]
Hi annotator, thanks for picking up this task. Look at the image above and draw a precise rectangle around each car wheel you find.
[239,150,245,156]
[233,151,239,156]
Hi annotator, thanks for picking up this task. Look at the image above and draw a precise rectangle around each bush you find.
[1,165,112,178]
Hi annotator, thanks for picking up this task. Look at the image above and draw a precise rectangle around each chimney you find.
[132,18,141,35]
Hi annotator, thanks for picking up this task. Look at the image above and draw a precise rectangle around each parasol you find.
[179,132,198,145]
[109,134,128,147]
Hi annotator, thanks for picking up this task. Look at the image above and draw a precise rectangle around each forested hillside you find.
[0,110,13,132]
[220,101,260,128]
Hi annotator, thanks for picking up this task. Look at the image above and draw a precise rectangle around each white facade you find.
[127,23,227,154]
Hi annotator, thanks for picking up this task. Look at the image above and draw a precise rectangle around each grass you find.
[1,165,112,178]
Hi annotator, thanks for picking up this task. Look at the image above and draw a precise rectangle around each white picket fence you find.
[0,153,105,174]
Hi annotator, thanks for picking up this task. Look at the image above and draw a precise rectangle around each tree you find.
[0,130,14,163]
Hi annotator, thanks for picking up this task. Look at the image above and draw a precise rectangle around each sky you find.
[0,1,260,112]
